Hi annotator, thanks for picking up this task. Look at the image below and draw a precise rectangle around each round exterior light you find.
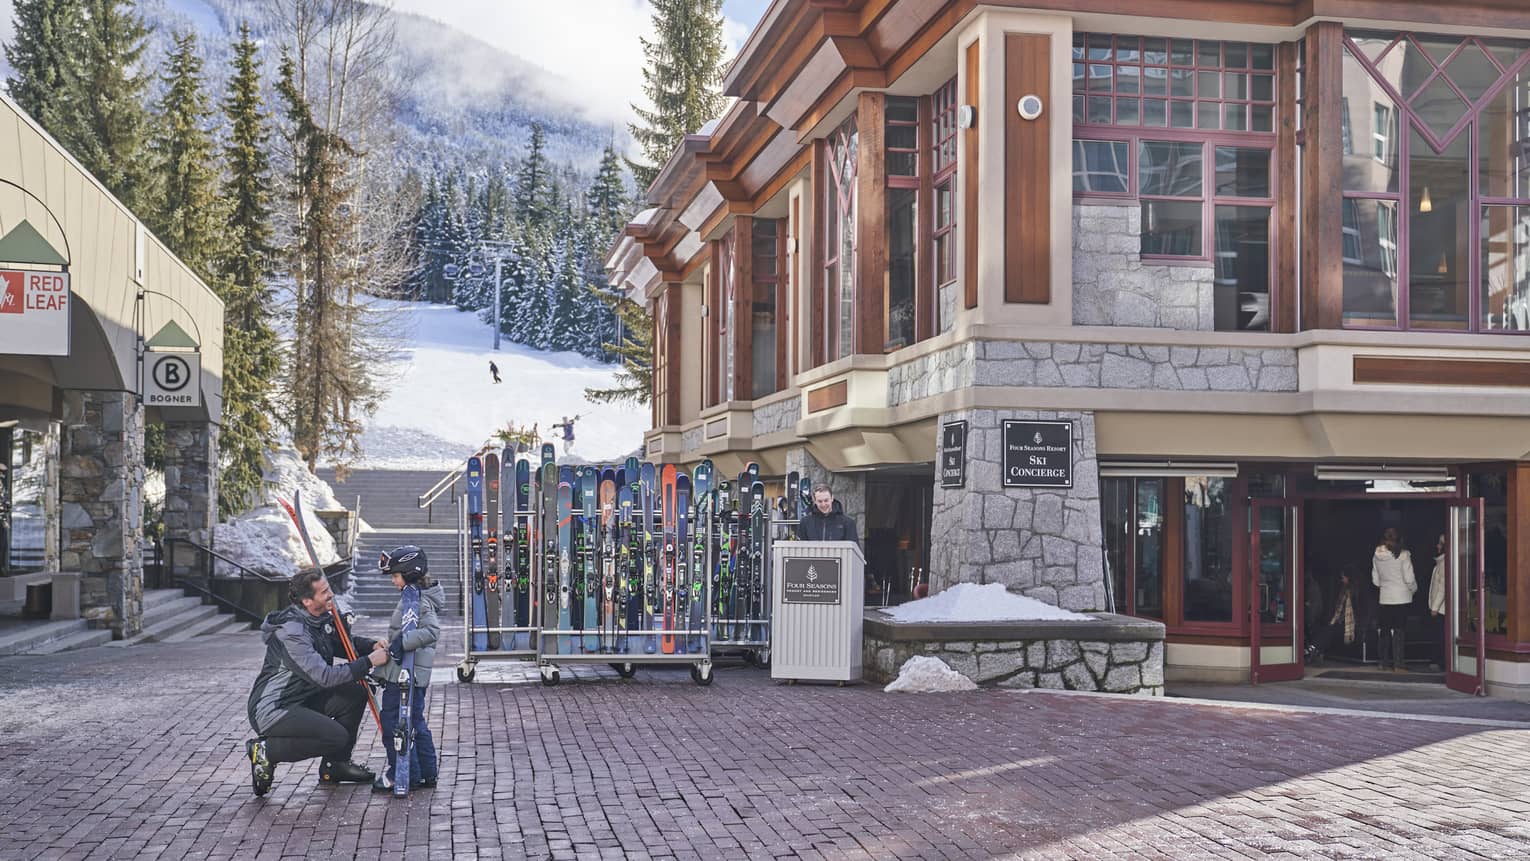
[957,105,977,129]
[1016,94,1044,121]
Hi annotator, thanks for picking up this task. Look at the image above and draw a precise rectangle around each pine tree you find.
[151,31,223,275]
[3,0,83,134]
[583,293,652,406]
[587,141,630,242]
[63,0,158,215]
[215,23,282,518]
[514,123,553,229]
[626,0,727,191]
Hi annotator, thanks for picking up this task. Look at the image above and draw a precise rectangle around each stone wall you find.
[60,391,145,638]
[162,422,218,583]
[785,447,866,540]
[863,612,1165,694]
[1072,203,1217,330]
[751,396,801,438]
[888,340,1297,406]
[929,409,1105,611]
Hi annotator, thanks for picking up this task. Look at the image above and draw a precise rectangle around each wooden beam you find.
[807,380,849,413]
[732,216,754,402]
[663,287,682,426]
[1301,22,1345,330]
[777,221,790,392]
[811,141,827,369]
[963,39,980,311]
[791,194,802,380]
[855,91,888,355]
[1275,41,1299,334]
[747,146,813,212]
[916,93,935,343]
[1004,32,1051,305]
[1353,356,1530,387]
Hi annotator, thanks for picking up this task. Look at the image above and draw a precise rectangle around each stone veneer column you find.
[42,421,62,572]
[162,421,218,584]
[59,391,145,637]
[784,447,866,540]
[929,409,1106,611]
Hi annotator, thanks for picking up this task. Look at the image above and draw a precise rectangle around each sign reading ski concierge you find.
[781,557,841,605]
[1002,419,1073,488]
[940,420,967,488]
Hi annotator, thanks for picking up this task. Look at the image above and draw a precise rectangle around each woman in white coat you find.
[1372,527,1417,672]
[1428,533,1447,671]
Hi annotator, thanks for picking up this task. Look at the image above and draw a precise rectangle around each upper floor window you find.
[932,78,959,301]
[1342,31,1530,332]
[751,219,782,399]
[821,116,858,362]
[1073,33,1279,332]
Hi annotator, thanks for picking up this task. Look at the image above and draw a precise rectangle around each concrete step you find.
[140,594,207,628]
[207,617,255,635]
[0,618,100,656]
[160,609,242,643]
[112,603,224,647]
[23,626,115,654]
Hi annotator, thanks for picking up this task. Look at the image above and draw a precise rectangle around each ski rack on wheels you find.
[537,498,713,688]
[455,491,542,682]
[709,516,772,667]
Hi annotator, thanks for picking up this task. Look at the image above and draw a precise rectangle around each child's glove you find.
[388,634,405,662]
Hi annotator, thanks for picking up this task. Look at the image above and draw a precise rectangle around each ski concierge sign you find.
[1002,419,1073,488]
[0,268,70,356]
[940,420,967,488]
[780,556,842,605]
[144,351,201,407]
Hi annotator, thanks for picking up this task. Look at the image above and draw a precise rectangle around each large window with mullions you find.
[1341,31,1530,332]
[1072,34,1278,332]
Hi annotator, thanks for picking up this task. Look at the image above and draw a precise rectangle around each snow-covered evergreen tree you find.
[150,30,223,275]
[627,0,727,191]
[4,0,84,135]
[64,0,159,215]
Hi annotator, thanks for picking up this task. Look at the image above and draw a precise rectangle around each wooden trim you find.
[1301,22,1344,331]
[1353,356,1530,387]
[1164,476,1185,628]
[663,287,682,426]
[1164,633,1251,647]
[811,141,827,369]
[856,91,888,356]
[916,93,935,344]
[963,39,980,311]
[1004,33,1051,305]
[748,145,813,212]
[791,195,801,381]
[1275,41,1299,334]
[707,241,721,407]
[806,380,849,413]
[733,215,754,402]
[1510,464,1530,646]
[777,221,790,392]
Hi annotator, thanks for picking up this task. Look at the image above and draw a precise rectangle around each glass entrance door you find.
[1446,499,1486,696]
[1249,500,1302,683]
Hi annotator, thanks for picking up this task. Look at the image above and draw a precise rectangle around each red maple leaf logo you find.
[0,272,23,314]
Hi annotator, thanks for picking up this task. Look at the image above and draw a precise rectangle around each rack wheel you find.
[611,662,636,678]
[456,661,476,683]
[754,649,771,670]
[690,663,714,686]
[540,666,561,687]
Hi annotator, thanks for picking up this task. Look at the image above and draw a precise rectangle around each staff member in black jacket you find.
[245,569,388,796]
[796,484,859,546]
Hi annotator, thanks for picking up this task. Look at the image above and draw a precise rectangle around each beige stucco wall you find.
[0,93,224,424]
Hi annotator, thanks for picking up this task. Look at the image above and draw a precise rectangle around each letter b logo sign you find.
[154,356,191,392]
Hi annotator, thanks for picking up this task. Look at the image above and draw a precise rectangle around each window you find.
[1073,32,1277,331]
[1183,476,1234,622]
[1342,31,1530,332]
[931,78,959,330]
[750,219,780,399]
[821,116,857,361]
[653,295,669,425]
[1341,96,1353,154]
[886,97,920,350]
[1102,478,1166,619]
[721,230,736,401]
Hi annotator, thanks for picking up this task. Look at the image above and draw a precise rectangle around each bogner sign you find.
[144,351,201,407]
[1002,419,1073,488]
[0,269,70,356]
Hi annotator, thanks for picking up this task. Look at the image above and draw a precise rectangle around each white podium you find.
[770,541,864,683]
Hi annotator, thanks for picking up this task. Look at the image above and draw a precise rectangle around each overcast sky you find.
[387,0,771,127]
[0,1,773,128]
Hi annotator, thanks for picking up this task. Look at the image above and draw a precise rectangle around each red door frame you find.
[1446,498,1487,696]
[1250,499,1304,683]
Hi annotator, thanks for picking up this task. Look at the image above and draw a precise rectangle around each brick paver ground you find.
[3,630,1530,860]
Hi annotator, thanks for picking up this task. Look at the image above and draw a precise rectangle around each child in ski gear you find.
[796,484,859,546]
[245,570,388,796]
[373,546,445,793]
[489,361,501,383]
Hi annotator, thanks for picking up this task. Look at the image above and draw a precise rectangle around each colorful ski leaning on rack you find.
[485,450,501,649]
[466,455,488,651]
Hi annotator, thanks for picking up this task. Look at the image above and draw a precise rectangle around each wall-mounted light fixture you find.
[699,304,709,318]
[1016,94,1044,121]
[957,105,977,129]
[1419,185,1433,213]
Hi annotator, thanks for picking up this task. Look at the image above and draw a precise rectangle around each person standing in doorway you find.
[489,361,501,384]
[1372,527,1418,672]
[1428,533,1448,671]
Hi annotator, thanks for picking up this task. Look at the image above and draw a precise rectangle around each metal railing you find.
[418,466,463,524]
[164,537,287,623]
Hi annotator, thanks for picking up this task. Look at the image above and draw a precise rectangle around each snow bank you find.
[212,449,344,579]
[884,583,1090,623]
[336,298,644,470]
[884,656,978,693]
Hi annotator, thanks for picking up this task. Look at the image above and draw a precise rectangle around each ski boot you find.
[246,738,274,797]
[318,759,375,784]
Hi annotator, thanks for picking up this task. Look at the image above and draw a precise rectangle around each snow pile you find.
[338,298,644,470]
[884,583,1090,623]
[212,448,344,579]
[884,656,978,693]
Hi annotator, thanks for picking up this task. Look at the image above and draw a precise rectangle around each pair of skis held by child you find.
[464,446,808,659]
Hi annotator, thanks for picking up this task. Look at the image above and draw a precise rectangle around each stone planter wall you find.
[863,611,1165,695]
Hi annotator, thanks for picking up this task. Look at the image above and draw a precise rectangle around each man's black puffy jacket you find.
[796,505,859,545]
[247,603,378,734]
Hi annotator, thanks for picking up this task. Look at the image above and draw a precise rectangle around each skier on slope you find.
[552,415,579,454]
[245,569,388,797]
[489,361,501,384]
